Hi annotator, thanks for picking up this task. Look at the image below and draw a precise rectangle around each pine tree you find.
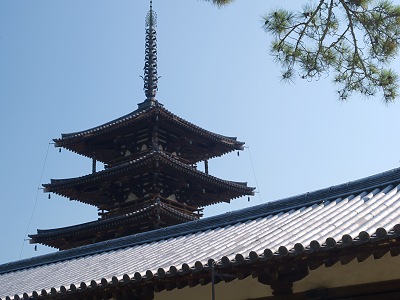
[205,0,400,102]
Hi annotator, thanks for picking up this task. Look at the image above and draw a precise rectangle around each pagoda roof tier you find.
[43,150,255,210]
[29,202,199,250]
[53,103,244,165]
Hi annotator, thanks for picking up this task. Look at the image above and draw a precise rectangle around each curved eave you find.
[5,225,400,300]
[30,206,155,239]
[58,107,152,140]
[29,203,199,248]
[43,150,255,207]
[53,104,245,162]
[160,106,244,148]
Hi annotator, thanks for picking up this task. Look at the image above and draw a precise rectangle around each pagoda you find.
[29,2,254,250]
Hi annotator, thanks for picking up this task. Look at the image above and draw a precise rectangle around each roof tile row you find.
[2,167,400,299]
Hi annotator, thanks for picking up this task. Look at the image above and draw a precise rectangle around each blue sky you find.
[1,0,400,264]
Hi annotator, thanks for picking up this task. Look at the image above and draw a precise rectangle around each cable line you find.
[19,142,51,259]
[245,146,263,203]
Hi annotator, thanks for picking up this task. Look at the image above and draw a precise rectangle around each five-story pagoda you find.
[29,2,254,250]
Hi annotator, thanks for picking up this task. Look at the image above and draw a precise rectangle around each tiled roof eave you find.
[44,150,255,196]
[158,151,254,193]
[4,226,400,300]
[29,205,158,239]
[34,166,400,266]
[159,107,243,146]
[57,107,152,141]
[4,167,400,298]
[29,203,199,243]
[54,105,244,149]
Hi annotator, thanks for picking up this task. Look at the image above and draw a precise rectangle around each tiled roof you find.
[29,202,200,250]
[54,104,244,155]
[51,103,246,166]
[44,150,254,207]
[2,167,400,299]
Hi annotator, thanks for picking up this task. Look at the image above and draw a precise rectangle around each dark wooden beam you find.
[257,264,309,296]
[248,279,400,300]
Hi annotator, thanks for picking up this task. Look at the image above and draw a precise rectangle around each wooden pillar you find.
[155,196,161,229]
[92,153,96,174]
[152,121,159,151]
[204,159,209,174]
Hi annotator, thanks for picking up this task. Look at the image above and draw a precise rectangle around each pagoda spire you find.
[140,0,159,109]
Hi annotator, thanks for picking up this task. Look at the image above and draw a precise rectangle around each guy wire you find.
[19,142,51,259]
[245,146,262,203]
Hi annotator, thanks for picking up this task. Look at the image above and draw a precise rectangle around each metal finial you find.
[146,0,157,28]
[142,0,158,105]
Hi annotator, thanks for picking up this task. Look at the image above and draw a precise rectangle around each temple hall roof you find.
[2,166,400,299]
